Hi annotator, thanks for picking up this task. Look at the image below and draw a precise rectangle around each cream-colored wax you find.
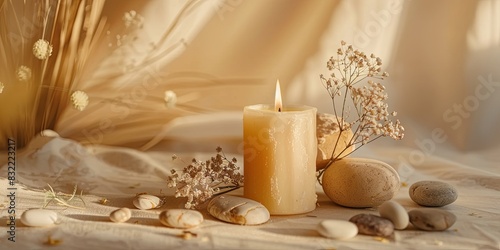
[243,104,317,215]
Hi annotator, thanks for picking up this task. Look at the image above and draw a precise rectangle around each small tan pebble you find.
[408,208,456,231]
[99,198,109,205]
[207,195,270,225]
[159,209,203,229]
[316,113,355,170]
[317,220,358,240]
[322,158,400,208]
[21,209,58,227]
[401,182,408,187]
[409,181,458,207]
[349,214,394,237]
[373,237,389,243]
[110,207,132,223]
[433,240,444,246]
[378,200,409,230]
[180,231,197,240]
[133,194,163,210]
[44,236,62,245]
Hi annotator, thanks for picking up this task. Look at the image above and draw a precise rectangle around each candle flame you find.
[275,80,282,112]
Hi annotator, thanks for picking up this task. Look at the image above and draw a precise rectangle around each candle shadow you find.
[66,214,110,222]
[66,214,163,226]
[260,228,321,237]
[90,195,188,210]
[90,196,136,209]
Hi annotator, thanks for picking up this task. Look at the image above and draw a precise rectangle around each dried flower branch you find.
[43,184,86,209]
[317,41,404,183]
[167,147,244,209]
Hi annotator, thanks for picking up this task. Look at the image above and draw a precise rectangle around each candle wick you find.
[278,108,281,112]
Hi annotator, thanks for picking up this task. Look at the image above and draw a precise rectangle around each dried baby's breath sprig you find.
[43,184,86,209]
[123,10,144,29]
[167,147,244,209]
[317,41,404,183]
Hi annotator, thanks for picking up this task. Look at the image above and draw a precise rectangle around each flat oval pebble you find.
[322,158,400,207]
[159,209,203,229]
[207,195,270,225]
[349,214,394,237]
[409,181,458,207]
[378,201,409,230]
[21,209,58,227]
[110,208,132,223]
[409,208,456,231]
[317,220,358,240]
[133,194,163,210]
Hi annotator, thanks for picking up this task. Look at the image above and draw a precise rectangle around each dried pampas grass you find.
[0,0,106,149]
[1,0,252,150]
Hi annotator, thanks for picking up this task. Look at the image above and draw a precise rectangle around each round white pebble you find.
[317,220,358,240]
[40,129,60,137]
[133,194,163,210]
[21,209,58,227]
[379,200,409,230]
[159,209,203,229]
[110,207,132,223]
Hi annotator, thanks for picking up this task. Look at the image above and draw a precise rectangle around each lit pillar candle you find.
[243,80,317,215]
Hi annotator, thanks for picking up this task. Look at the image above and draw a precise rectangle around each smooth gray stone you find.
[349,213,394,237]
[409,181,458,207]
[409,208,457,231]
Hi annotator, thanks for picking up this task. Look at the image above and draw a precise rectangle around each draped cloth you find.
[1,0,500,249]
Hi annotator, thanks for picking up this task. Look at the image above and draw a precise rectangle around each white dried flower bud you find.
[164,90,177,108]
[123,10,144,29]
[17,66,32,81]
[33,39,53,60]
[70,90,89,111]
